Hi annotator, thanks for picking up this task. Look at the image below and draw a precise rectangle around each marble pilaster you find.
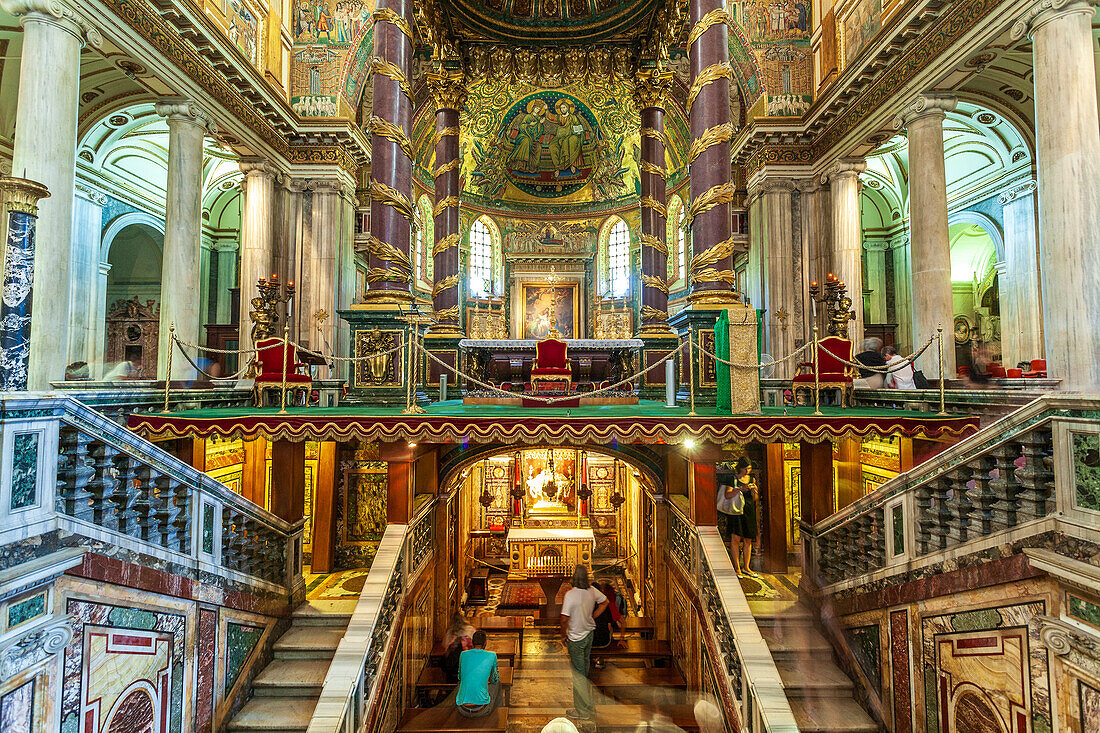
[0,178,49,390]
[895,93,956,379]
[823,159,867,344]
[1012,0,1100,389]
[155,99,215,380]
[69,187,106,366]
[3,0,98,388]
[238,160,276,352]
[300,179,345,375]
[998,181,1044,368]
[890,235,912,353]
[213,241,239,325]
[864,240,889,326]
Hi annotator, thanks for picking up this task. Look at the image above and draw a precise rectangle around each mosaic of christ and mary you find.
[502,95,597,194]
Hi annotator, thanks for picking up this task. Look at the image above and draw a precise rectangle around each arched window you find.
[607,218,630,297]
[676,206,687,283]
[666,195,688,286]
[469,217,495,296]
[415,196,433,287]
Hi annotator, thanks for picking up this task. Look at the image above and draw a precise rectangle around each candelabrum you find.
[249,273,295,343]
[809,272,855,339]
[545,266,561,338]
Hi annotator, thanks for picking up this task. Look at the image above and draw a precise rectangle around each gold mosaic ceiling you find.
[439,0,660,44]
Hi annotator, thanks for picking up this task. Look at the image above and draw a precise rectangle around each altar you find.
[460,338,643,388]
[507,528,594,576]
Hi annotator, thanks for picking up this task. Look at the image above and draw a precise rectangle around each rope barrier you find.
[816,332,937,375]
[691,338,812,370]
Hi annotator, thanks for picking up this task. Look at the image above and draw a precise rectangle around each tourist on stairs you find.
[560,564,609,720]
[730,457,760,577]
[591,582,624,668]
[455,630,501,718]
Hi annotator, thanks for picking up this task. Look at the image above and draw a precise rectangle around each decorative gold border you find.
[521,281,580,339]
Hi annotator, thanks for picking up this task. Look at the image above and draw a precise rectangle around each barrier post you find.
[162,323,175,413]
[687,335,697,416]
[937,325,947,415]
[812,322,822,416]
[278,323,290,414]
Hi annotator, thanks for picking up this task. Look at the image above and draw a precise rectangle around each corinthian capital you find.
[426,68,467,112]
[821,158,867,185]
[0,0,101,46]
[1011,0,1099,40]
[893,93,957,130]
[155,98,218,135]
[633,68,674,111]
[239,158,275,179]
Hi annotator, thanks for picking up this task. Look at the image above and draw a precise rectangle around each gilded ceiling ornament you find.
[689,235,738,273]
[640,195,667,218]
[633,68,674,110]
[687,8,730,48]
[368,180,415,223]
[370,56,413,101]
[640,160,666,177]
[687,122,734,166]
[640,232,668,256]
[434,159,461,177]
[364,233,413,272]
[433,195,460,217]
[641,304,670,322]
[371,7,413,41]
[685,181,737,228]
[432,273,461,296]
[641,273,670,294]
[564,48,588,82]
[432,232,460,256]
[426,69,468,111]
[590,47,612,77]
[368,115,413,161]
[687,63,732,113]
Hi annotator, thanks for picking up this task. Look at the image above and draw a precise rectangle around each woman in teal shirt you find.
[455,630,501,718]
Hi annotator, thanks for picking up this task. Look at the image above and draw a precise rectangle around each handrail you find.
[0,392,300,589]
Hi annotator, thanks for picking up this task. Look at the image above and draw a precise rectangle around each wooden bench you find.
[595,704,699,732]
[398,705,508,732]
[590,639,672,665]
[589,666,687,705]
[534,615,655,638]
[429,637,518,668]
[477,616,527,646]
[415,665,514,708]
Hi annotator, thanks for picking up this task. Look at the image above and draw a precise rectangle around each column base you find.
[668,302,735,407]
[635,331,680,401]
[422,331,463,401]
[338,304,422,407]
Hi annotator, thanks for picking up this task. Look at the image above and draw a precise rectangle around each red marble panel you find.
[890,609,911,733]
[197,608,218,733]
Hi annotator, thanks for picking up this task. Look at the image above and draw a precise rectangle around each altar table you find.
[506,528,595,576]
[460,339,643,389]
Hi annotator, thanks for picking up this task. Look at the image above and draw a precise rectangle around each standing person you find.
[717,477,746,574]
[560,565,608,720]
[883,345,916,389]
[730,457,759,577]
[455,630,501,718]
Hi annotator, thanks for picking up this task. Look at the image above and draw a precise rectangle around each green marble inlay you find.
[202,503,215,555]
[924,663,939,733]
[1070,595,1100,628]
[7,592,45,628]
[847,625,881,694]
[950,608,1003,632]
[10,431,39,510]
[891,504,904,556]
[1072,433,1100,511]
[225,623,264,691]
[107,606,158,630]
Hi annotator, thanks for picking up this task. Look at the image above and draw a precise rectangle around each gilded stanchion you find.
[278,323,290,415]
[403,335,414,413]
[162,323,175,413]
[937,325,947,415]
[687,332,697,416]
[812,322,822,416]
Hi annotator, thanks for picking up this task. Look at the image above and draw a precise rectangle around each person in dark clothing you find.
[591,582,624,669]
[440,612,473,683]
[730,457,759,577]
[854,337,886,388]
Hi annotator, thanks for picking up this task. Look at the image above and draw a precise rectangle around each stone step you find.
[226,698,316,733]
[748,600,814,627]
[273,625,345,661]
[789,696,881,733]
[291,599,356,626]
[761,624,833,659]
[253,659,329,697]
[777,659,855,697]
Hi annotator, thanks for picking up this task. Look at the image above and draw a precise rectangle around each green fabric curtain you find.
[715,310,731,413]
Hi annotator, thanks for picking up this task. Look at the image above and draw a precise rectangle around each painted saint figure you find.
[549,99,584,176]
[508,99,547,173]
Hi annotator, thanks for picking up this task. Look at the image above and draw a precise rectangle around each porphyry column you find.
[3,0,98,388]
[1012,0,1100,390]
[824,158,867,345]
[364,1,415,300]
[895,94,956,379]
[685,0,736,302]
[238,159,276,353]
[156,99,215,379]
[426,68,466,335]
[634,68,674,334]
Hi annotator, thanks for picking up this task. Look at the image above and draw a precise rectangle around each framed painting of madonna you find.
[522,282,578,339]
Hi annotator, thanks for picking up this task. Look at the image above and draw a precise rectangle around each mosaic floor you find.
[304,567,373,600]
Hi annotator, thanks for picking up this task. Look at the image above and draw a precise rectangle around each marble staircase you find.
[750,599,880,733]
[227,599,355,733]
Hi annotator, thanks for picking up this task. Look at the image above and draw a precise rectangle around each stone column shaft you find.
[427,69,466,335]
[238,161,276,352]
[364,0,414,299]
[896,94,956,379]
[686,0,735,302]
[1013,0,1100,389]
[214,242,239,324]
[6,1,94,388]
[825,159,867,344]
[635,70,673,333]
[156,100,214,379]
[0,178,49,390]
[998,181,1044,367]
[864,242,888,326]
[891,236,912,352]
[761,181,797,378]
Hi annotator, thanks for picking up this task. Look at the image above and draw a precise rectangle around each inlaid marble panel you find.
[9,432,38,510]
[1079,681,1100,733]
[6,592,45,629]
[197,608,217,733]
[1072,432,1100,512]
[225,622,263,692]
[847,624,881,695]
[0,679,34,733]
[890,609,913,733]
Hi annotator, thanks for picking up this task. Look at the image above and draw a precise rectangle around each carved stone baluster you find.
[130,464,158,542]
[931,476,953,551]
[969,455,998,537]
[222,509,244,574]
[913,481,935,555]
[987,443,1021,528]
[87,442,118,530]
[869,507,886,568]
[152,473,178,549]
[171,479,192,554]
[110,452,139,537]
[945,468,973,547]
[1014,428,1055,522]
[57,427,95,522]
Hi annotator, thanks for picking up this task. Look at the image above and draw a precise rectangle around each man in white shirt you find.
[559,565,608,720]
[884,345,916,389]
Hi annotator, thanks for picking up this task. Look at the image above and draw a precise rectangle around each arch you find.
[101,212,165,262]
[105,682,160,733]
[948,210,1005,262]
[415,194,434,287]
[665,195,688,286]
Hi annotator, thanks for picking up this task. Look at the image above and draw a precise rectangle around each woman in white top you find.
[883,345,916,389]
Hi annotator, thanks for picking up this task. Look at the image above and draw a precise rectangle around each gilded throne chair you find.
[253,338,312,407]
[530,337,572,393]
[792,336,855,407]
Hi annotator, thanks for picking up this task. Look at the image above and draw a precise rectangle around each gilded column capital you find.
[0,0,101,47]
[893,93,957,130]
[155,98,218,135]
[633,68,674,111]
[0,176,50,216]
[426,68,467,112]
[1011,0,1099,40]
[820,158,866,185]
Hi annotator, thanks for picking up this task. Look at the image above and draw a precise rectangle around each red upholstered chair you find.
[253,337,311,407]
[792,336,855,407]
[530,338,572,392]
[1007,368,1023,378]
[988,363,1008,379]
[1023,359,1047,378]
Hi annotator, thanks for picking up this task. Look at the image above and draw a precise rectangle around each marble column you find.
[3,0,98,388]
[213,241,239,324]
[426,69,466,336]
[686,0,736,303]
[1012,0,1100,390]
[864,240,889,327]
[69,186,106,366]
[998,180,1044,368]
[895,94,956,379]
[302,180,344,371]
[824,159,867,344]
[758,178,798,378]
[155,99,215,380]
[238,160,276,353]
[364,0,414,300]
[890,235,912,353]
[634,68,674,333]
[0,178,50,390]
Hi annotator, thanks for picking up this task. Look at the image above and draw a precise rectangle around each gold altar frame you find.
[521,282,580,340]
